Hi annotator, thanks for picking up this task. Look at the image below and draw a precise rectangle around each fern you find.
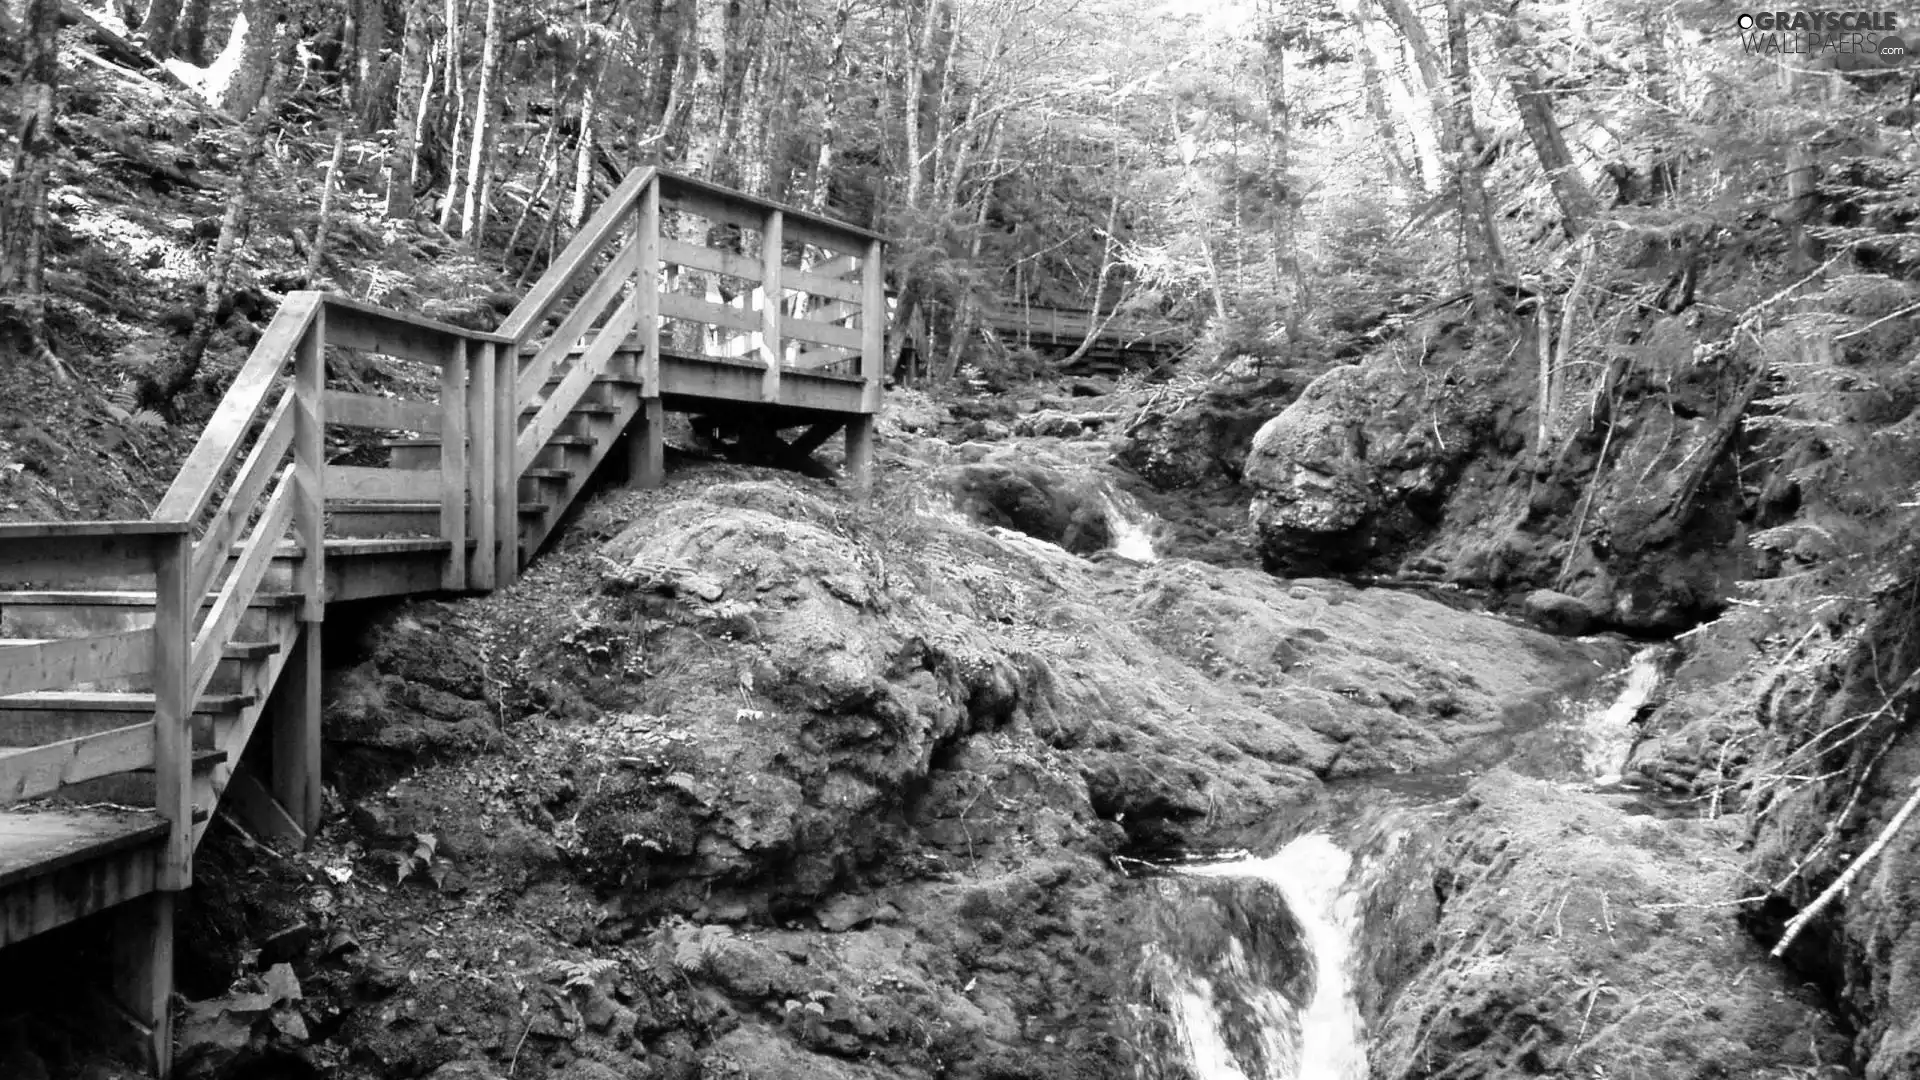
[549,956,618,991]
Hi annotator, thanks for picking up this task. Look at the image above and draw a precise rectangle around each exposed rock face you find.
[1520,588,1597,636]
[1114,359,1315,490]
[1244,363,1493,577]
[1374,772,1850,1080]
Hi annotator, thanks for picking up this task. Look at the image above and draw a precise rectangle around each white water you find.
[1174,834,1368,1080]
[1102,490,1161,563]
[1578,646,1668,784]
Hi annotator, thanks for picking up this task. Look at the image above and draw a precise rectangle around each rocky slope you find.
[118,401,1641,1080]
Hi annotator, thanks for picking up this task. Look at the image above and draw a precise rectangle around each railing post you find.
[439,338,469,591]
[637,180,661,398]
[280,307,327,838]
[861,238,885,413]
[151,530,192,891]
[466,339,497,591]
[760,209,783,403]
[493,341,519,586]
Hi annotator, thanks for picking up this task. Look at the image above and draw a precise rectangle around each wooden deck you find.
[978,302,1185,370]
[0,168,887,1077]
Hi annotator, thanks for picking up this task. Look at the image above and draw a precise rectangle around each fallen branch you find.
[1772,776,1920,958]
[1835,299,1920,342]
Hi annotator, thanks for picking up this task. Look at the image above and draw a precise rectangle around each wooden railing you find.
[0,167,887,902]
[502,167,887,475]
[0,293,516,887]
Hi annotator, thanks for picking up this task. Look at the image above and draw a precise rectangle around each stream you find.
[1141,645,1673,1078]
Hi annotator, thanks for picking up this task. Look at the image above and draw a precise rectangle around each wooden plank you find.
[762,210,783,404]
[294,313,327,624]
[322,294,512,343]
[272,626,322,835]
[0,723,154,805]
[660,184,767,234]
[498,166,655,342]
[113,890,174,1077]
[222,763,305,845]
[321,390,442,432]
[658,290,762,334]
[0,532,176,587]
[439,343,469,591]
[811,253,860,279]
[637,182,662,399]
[660,238,762,282]
[783,215,871,255]
[326,302,465,363]
[862,238,885,413]
[787,346,858,371]
[323,465,439,501]
[784,318,865,351]
[0,630,152,698]
[630,397,664,490]
[465,341,497,591]
[845,414,875,491]
[0,521,186,539]
[493,344,518,585]
[188,469,295,706]
[189,388,294,604]
[787,267,863,304]
[156,292,320,524]
[656,170,885,245]
[517,285,644,472]
[516,230,647,402]
[150,531,191,889]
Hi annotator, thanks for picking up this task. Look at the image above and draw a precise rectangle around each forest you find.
[4,0,1920,1076]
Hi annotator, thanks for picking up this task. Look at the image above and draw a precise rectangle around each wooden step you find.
[521,401,618,418]
[0,638,277,663]
[0,591,303,610]
[326,501,550,517]
[522,468,574,482]
[0,691,254,714]
[226,537,457,559]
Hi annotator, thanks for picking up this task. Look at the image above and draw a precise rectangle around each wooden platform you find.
[0,809,166,946]
[0,167,889,1077]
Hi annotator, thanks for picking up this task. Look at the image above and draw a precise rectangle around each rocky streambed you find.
[11,390,1873,1080]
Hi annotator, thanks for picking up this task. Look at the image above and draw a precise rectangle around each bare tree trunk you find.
[139,0,182,58]
[1380,0,1505,294]
[902,0,939,211]
[1499,2,1596,238]
[154,81,278,403]
[1342,0,1413,191]
[679,0,726,176]
[1260,7,1306,346]
[436,0,465,232]
[457,0,498,240]
[0,0,60,371]
[207,0,280,115]
[179,0,209,62]
[386,0,431,218]
[304,128,347,284]
[569,60,599,228]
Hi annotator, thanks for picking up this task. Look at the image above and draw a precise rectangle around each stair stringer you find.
[190,609,305,849]
[516,382,646,564]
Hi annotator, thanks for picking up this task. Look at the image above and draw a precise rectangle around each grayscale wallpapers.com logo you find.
[1735,9,1909,63]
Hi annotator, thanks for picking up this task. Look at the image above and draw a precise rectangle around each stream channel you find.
[1131,644,1672,1079]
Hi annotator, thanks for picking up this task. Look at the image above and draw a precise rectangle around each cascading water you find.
[1171,835,1367,1080]
[1100,489,1162,563]
[1139,644,1672,1078]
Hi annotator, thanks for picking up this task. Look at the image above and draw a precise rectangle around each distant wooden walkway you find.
[0,168,886,1077]
[977,302,1184,371]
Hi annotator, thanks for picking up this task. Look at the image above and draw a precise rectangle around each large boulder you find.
[1244,364,1492,576]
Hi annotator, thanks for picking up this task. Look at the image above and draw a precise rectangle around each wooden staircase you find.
[0,168,886,1076]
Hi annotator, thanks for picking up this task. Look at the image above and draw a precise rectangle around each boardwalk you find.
[0,168,886,1077]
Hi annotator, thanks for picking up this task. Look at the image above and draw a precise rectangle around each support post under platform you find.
[630,398,665,489]
[112,892,174,1079]
[844,414,874,492]
[271,626,323,838]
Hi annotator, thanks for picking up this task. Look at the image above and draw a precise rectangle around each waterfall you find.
[1101,489,1161,563]
[1578,646,1668,785]
[1150,833,1368,1080]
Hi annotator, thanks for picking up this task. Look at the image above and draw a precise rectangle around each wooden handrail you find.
[156,293,321,526]
[499,166,657,343]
